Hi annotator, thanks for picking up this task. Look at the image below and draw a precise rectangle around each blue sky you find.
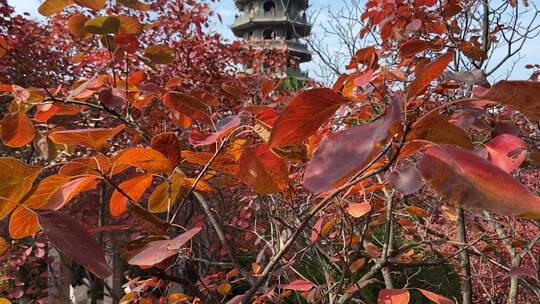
[8,0,540,83]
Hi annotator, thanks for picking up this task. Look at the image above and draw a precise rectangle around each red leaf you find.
[473,80,540,121]
[303,96,401,193]
[269,88,344,148]
[151,132,182,168]
[419,145,540,217]
[163,92,211,124]
[239,144,289,194]
[188,116,241,147]
[37,210,112,278]
[407,51,454,99]
[485,134,527,173]
[98,88,126,110]
[277,279,314,291]
[378,289,410,304]
[400,39,431,58]
[1,112,35,147]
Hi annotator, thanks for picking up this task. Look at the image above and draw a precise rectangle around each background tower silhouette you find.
[231,0,312,79]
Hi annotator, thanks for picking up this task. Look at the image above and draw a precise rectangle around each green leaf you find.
[84,16,121,34]
[144,44,176,64]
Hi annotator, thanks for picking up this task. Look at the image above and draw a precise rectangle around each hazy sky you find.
[8,0,540,82]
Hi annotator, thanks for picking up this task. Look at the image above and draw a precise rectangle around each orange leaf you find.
[473,80,540,121]
[238,144,289,194]
[269,88,344,148]
[347,202,371,218]
[277,279,314,291]
[182,150,239,176]
[0,237,8,256]
[9,175,72,239]
[49,124,125,149]
[378,289,410,304]
[303,96,401,193]
[59,154,111,176]
[419,145,540,218]
[113,147,172,174]
[67,14,91,39]
[45,176,100,210]
[74,0,105,10]
[1,112,35,147]
[0,158,42,221]
[407,51,454,99]
[417,289,454,304]
[110,174,153,217]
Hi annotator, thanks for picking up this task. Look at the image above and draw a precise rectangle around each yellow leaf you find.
[216,283,232,295]
[119,292,136,304]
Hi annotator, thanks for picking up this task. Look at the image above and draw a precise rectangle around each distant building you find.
[231,0,312,79]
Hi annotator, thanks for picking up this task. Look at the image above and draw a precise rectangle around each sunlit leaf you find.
[419,145,540,218]
[59,154,111,176]
[182,151,239,176]
[38,0,74,16]
[9,175,71,239]
[378,289,410,304]
[303,96,401,193]
[84,16,121,34]
[110,174,152,217]
[113,147,172,174]
[0,158,42,221]
[238,144,288,194]
[49,124,125,149]
[277,279,314,291]
[45,176,99,210]
[269,88,343,148]
[74,0,105,10]
[37,210,112,278]
[417,289,454,304]
[0,112,35,147]
[347,202,371,218]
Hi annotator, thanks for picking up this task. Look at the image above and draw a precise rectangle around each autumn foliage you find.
[0,0,540,303]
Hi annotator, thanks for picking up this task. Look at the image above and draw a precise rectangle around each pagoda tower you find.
[231,0,312,78]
